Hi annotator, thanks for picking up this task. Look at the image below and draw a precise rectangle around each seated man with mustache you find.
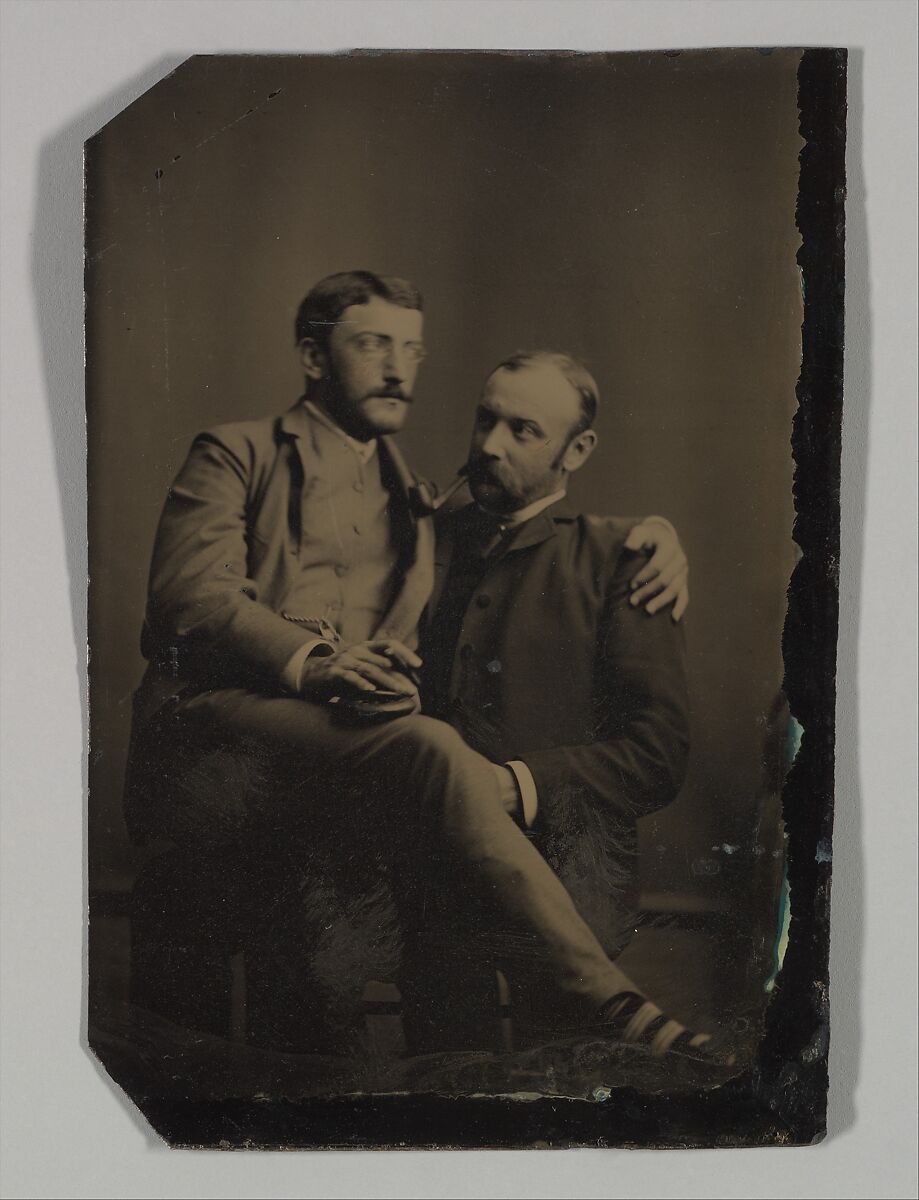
[126,271,719,1066]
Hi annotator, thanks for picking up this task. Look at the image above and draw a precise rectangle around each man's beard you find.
[465,434,574,511]
[466,460,549,514]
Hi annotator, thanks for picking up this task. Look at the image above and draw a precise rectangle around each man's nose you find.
[479,426,506,460]
[381,345,408,382]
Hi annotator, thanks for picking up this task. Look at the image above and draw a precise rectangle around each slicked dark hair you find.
[295,270,423,351]
[489,350,599,436]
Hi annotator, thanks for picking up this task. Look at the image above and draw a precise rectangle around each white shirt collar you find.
[303,399,378,465]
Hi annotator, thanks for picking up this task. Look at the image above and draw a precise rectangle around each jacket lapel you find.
[428,503,472,620]
[431,495,579,611]
[279,400,325,485]
[277,400,322,548]
[374,435,435,644]
[487,494,578,565]
[491,510,556,562]
[279,398,318,449]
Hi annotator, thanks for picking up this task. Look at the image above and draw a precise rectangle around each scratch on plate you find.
[191,89,283,153]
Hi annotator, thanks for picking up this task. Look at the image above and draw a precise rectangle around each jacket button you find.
[335,563,349,577]
[352,480,364,493]
[476,594,491,608]
[460,643,473,661]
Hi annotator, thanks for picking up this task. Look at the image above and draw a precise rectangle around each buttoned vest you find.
[282,419,399,644]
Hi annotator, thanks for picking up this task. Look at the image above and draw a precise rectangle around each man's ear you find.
[299,338,327,381]
[561,428,598,475]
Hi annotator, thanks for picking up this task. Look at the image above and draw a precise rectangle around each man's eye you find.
[512,423,538,440]
[405,344,427,363]
[356,334,385,351]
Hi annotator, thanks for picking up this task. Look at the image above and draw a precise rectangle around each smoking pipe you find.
[408,464,470,517]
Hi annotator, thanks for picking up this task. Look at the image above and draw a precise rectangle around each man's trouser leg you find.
[396,841,640,1055]
[169,691,643,1042]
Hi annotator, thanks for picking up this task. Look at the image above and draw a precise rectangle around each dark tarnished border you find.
[90,47,846,1149]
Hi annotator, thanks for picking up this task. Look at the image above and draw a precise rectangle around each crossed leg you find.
[148,688,720,1061]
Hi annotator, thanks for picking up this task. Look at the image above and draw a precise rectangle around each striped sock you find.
[596,991,716,1059]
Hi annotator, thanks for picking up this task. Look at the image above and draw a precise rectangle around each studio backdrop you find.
[87,50,801,926]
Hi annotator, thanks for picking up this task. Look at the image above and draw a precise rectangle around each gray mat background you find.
[1,2,916,1198]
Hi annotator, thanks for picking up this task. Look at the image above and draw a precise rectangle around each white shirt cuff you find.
[281,639,336,694]
[506,760,539,827]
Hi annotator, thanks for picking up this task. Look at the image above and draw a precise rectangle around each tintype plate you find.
[85,47,844,1149]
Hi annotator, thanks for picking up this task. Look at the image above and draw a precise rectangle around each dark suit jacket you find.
[422,496,691,951]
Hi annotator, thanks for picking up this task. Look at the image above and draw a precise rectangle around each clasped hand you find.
[300,638,422,707]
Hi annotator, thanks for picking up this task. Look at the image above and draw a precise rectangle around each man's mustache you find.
[368,387,411,403]
[466,457,506,486]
